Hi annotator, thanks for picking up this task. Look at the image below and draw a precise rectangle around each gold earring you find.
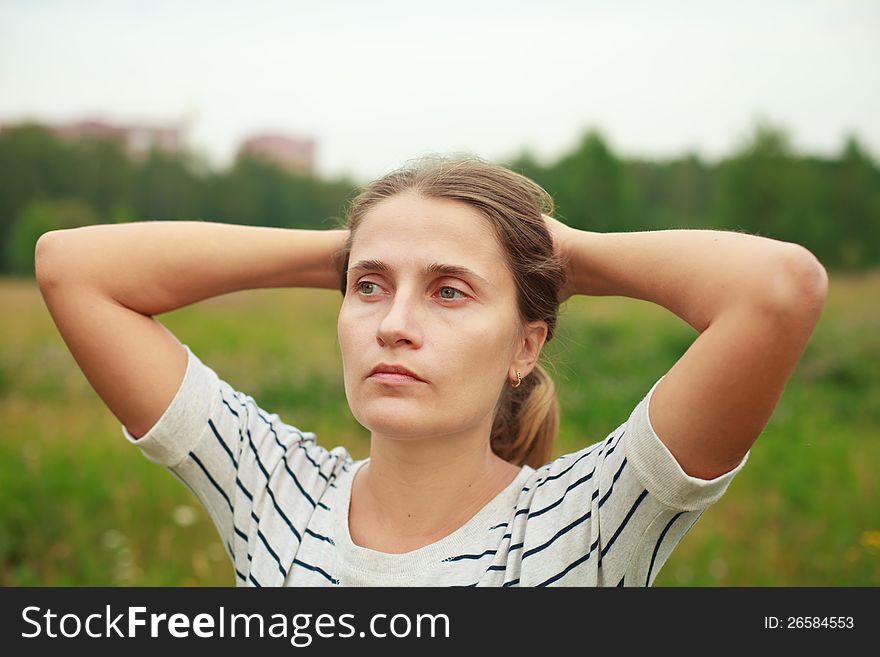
[510,370,522,388]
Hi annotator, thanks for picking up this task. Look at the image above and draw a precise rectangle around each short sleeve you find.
[519,375,749,587]
[624,375,750,511]
[599,375,749,585]
[120,344,349,585]
[120,343,222,467]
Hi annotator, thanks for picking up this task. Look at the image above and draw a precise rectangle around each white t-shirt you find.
[122,344,749,586]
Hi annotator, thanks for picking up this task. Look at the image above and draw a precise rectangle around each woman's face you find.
[337,192,533,441]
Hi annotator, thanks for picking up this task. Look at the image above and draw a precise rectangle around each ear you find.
[510,320,549,378]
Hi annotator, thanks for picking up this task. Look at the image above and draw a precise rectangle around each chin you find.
[353,401,430,437]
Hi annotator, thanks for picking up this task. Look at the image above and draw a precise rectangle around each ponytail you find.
[490,363,559,469]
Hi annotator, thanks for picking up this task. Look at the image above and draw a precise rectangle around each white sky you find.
[1,0,877,183]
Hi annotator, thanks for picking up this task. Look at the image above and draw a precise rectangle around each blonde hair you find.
[332,154,567,469]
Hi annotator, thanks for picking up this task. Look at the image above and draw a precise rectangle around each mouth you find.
[367,364,426,384]
[367,372,425,385]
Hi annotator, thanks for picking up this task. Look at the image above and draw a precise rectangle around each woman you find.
[35,155,828,586]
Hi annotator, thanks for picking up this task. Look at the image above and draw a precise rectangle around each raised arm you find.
[34,221,349,438]
[546,218,828,479]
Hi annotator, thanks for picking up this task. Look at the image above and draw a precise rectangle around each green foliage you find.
[1,273,877,586]
[547,128,640,233]
[132,149,203,220]
[505,118,880,269]
[6,198,100,276]
[1,117,879,273]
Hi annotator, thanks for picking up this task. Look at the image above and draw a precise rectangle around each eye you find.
[354,280,381,296]
[352,280,469,302]
[436,285,467,301]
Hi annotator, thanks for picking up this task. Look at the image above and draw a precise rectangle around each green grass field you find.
[1,272,877,586]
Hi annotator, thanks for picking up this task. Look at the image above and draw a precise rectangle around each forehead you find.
[351,194,506,282]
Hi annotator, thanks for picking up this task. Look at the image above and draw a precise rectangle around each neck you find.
[356,421,522,543]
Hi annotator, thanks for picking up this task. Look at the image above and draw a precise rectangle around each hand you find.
[541,213,576,304]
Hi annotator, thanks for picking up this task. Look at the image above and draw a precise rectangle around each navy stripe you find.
[527,469,595,519]
[522,456,630,562]
[502,579,519,587]
[236,476,253,501]
[525,453,588,493]
[221,396,240,418]
[248,572,262,587]
[600,488,649,557]
[256,527,287,578]
[254,405,316,445]
[222,392,338,549]
[234,567,246,582]
[236,389,349,479]
[245,424,318,510]
[171,464,252,563]
[525,432,623,520]
[522,506,593,560]
[232,524,253,564]
[220,390,346,531]
[531,438,606,490]
[531,461,643,585]
[182,458,252,569]
[305,528,335,545]
[617,575,625,587]
[222,388,351,496]
[254,406,346,478]
[293,559,338,584]
[486,565,506,572]
[503,435,615,518]
[208,418,237,466]
[646,512,685,586]
[189,452,233,512]
[224,392,337,489]
[443,549,497,563]
[598,457,627,508]
[256,407,333,486]
[535,539,599,586]
[244,427,304,544]
[489,521,508,531]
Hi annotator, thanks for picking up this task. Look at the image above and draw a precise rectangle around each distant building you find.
[0,117,186,159]
[237,132,315,175]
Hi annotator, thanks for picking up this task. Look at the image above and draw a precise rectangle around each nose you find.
[376,286,423,347]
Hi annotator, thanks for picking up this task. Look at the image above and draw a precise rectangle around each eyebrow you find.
[346,259,494,290]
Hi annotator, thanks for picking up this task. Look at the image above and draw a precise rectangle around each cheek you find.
[336,311,359,370]
[447,330,509,385]
[337,304,363,345]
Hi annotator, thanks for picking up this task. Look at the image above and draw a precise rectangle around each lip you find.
[368,372,425,385]
[368,363,426,383]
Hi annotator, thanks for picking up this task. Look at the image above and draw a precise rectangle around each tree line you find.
[2,119,877,276]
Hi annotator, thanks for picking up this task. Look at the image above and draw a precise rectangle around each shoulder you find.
[524,375,749,514]
[125,343,352,480]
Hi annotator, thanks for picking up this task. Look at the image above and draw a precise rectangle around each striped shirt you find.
[122,344,749,587]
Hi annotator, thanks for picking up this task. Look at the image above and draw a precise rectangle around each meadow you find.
[1,271,877,586]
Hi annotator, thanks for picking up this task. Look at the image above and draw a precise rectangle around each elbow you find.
[762,245,828,320]
[34,231,58,287]
[34,229,74,290]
